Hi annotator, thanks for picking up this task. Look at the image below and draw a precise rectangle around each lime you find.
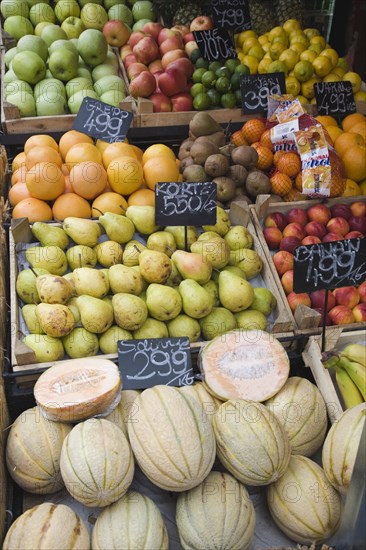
[215,66,231,79]
[216,76,231,94]
[190,82,207,97]
[293,60,313,82]
[193,92,210,111]
[208,61,221,73]
[207,88,221,107]
[192,68,206,83]
[190,48,202,63]
[195,57,209,70]
[230,72,241,90]
[225,58,240,73]
[268,60,288,74]
[201,70,216,88]
[235,64,250,75]
[235,89,242,106]
[221,92,236,109]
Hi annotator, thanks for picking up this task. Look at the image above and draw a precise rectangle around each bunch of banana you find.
[323,344,366,410]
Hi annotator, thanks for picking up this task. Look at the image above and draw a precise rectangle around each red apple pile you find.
[263,200,366,326]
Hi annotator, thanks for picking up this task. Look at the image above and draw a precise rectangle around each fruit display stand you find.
[302,328,366,423]
[250,194,366,335]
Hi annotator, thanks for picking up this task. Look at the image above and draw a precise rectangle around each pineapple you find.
[172,4,202,27]
[153,0,210,26]
[274,0,305,26]
[249,0,275,35]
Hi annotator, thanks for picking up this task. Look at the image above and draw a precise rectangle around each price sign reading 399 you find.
[240,72,286,114]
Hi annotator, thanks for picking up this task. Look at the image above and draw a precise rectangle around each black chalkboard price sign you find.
[118,337,194,390]
[73,96,133,143]
[155,181,217,226]
[293,237,366,294]
[211,0,251,32]
[240,72,286,114]
[314,81,356,117]
[193,28,237,61]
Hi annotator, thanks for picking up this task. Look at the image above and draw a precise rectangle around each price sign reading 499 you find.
[193,28,237,61]
[240,72,286,115]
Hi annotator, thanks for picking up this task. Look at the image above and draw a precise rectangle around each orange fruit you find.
[59,130,94,161]
[25,146,62,170]
[130,144,144,163]
[8,182,31,206]
[329,173,346,197]
[276,152,302,178]
[95,139,111,154]
[92,192,128,216]
[251,142,273,170]
[241,118,266,144]
[52,193,91,220]
[349,121,366,141]
[273,150,286,165]
[12,152,26,172]
[342,178,362,196]
[295,172,303,191]
[342,112,365,132]
[334,131,365,158]
[24,135,58,154]
[325,125,343,143]
[69,161,107,200]
[127,188,155,206]
[270,171,293,196]
[315,115,338,127]
[13,197,52,222]
[26,162,65,200]
[102,142,137,169]
[107,156,143,195]
[283,189,306,202]
[259,128,274,150]
[11,166,27,186]
[142,144,176,165]
[231,130,248,146]
[65,143,102,171]
[342,145,366,182]
[143,156,180,191]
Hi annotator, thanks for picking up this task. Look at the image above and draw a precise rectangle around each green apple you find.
[79,0,102,5]
[6,91,36,117]
[45,69,53,77]
[4,80,33,97]
[108,4,133,26]
[26,0,50,6]
[78,29,108,67]
[55,0,80,23]
[12,51,46,84]
[4,16,34,40]
[34,78,66,99]
[29,3,55,26]
[81,3,108,30]
[94,75,125,96]
[131,1,155,22]
[104,0,125,9]
[66,77,94,98]
[77,67,92,79]
[132,18,150,31]
[1,0,29,19]
[17,35,48,62]
[3,70,17,84]
[104,50,119,69]
[34,21,52,36]
[61,15,85,38]
[92,63,118,82]
[4,48,18,69]
[48,48,79,82]
[70,38,79,47]
[100,90,125,106]
[36,93,67,115]
[49,39,78,56]
[68,89,98,114]
[40,23,67,46]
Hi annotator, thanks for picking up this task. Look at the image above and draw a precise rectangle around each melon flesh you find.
[199,330,290,402]
[34,357,122,422]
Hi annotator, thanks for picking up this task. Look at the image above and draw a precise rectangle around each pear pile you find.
[16,205,277,364]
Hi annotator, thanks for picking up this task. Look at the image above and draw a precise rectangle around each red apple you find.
[281,269,294,295]
[302,236,321,245]
[159,35,184,56]
[331,203,352,220]
[133,36,159,65]
[171,92,193,111]
[166,57,194,78]
[352,303,366,322]
[304,221,326,239]
[190,15,214,31]
[161,49,187,69]
[287,208,308,226]
[287,291,311,313]
[129,70,156,98]
[283,222,306,240]
[264,212,288,232]
[279,236,301,254]
[263,227,282,250]
[349,216,366,234]
[184,32,194,44]
[103,19,130,48]
[124,54,138,69]
[307,204,331,225]
[322,232,344,243]
[334,286,360,309]
[345,231,364,239]
[148,59,163,74]
[329,305,355,325]
[313,307,332,326]
[326,217,350,236]
[143,22,163,41]
[120,44,132,61]
[158,28,178,46]
[350,201,366,217]
[358,281,366,303]
[127,62,148,80]
[158,67,187,97]
[149,92,171,112]
[170,25,190,37]
[185,40,198,57]
[310,289,336,311]
[273,250,294,276]
[128,31,146,48]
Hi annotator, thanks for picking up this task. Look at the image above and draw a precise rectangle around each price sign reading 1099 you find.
[240,72,286,115]
[155,182,217,226]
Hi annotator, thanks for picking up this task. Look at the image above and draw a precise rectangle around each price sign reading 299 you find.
[155,182,217,226]
[73,97,133,143]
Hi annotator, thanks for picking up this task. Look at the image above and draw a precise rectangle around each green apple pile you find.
[16,205,277,363]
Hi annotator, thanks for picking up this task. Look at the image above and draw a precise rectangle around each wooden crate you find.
[250,194,366,335]
[302,328,366,423]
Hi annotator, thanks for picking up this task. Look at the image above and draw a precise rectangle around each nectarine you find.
[328,305,355,325]
[283,222,306,241]
[273,250,294,276]
[263,227,283,250]
[281,270,294,295]
[352,303,366,322]
[350,200,366,217]
[287,292,311,313]
[264,211,288,231]
[307,204,331,225]
[279,236,301,254]
[310,289,336,311]
[286,208,308,226]
[334,286,360,309]
[326,217,350,236]
[305,221,326,239]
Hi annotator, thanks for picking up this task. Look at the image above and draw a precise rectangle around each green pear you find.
[251,287,277,315]
[165,262,182,287]
[112,293,148,331]
[212,265,247,283]
[16,268,49,304]
[36,303,75,337]
[200,307,236,340]
[179,279,213,319]
[63,272,76,294]
[235,310,267,331]
[218,271,254,312]
[229,248,263,279]
[122,240,146,267]
[73,267,109,298]
[167,314,201,342]
[138,249,172,284]
[146,284,182,321]
[202,207,231,236]
[146,231,176,257]
[164,225,198,250]
[125,205,159,235]
[133,318,168,339]
[23,334,64,363]
[202,280,220,308]
[26,246,68,275]
[191,235,230,269]
[63,327,99,358]
[67,296,80,324]
[131,266,148,292]
[99,212,135,244]
[22,304,44,334]
[101,268,109,282]
[198,231,222,241]
[66,245,97,270]
[36,274,74,304]
[99,325,133,354]
[32,222,69,250]
[224,226,253,250]
[63,217,101,246]
[77,295,114,333]
[109,264,144,295]
[94,240,123,267]
[171,250,212,284]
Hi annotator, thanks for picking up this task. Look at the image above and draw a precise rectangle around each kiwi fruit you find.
[204,154,230,177]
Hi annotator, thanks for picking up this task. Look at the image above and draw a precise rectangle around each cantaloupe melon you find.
[34,357,122,423]
[267,455,342,544]
[60,418,134,507]
[3,503,90,549]
[92,491,168,549]
[199,330,290,402]
[265,377,328,457]
[179,382,222,423]
[213,399,290,486]
[322,402,366,495]
[6,407,71,494]
[127,385,216,492]
[176,471,256,550]
[104,389,140,439]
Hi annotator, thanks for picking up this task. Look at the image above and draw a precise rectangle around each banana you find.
[335,367,364,409]
[322,355,340,370]
[338,357,366,400]
[341,344,366,368]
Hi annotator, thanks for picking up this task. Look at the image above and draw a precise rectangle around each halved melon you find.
[199,330,290,402]
[34,357,121,422]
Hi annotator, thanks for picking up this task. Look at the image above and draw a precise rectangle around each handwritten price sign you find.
[193,28,237,61]
[73,97,133,143]
[240,73,286,114]
[211,0,251,31]
[314,81,356,117]
[118,337,194,389]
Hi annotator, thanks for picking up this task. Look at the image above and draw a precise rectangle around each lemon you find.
[300,49,317,63]
[343,71,362,93]
[237,30,257,48]
[268,26,287,42]
[310,35,326,49]
[258,34,269,45]
[237,52,245,62]
[269,42,286,60]
[286,75,301,95]
[293,60,314,82]
[288,69,295,77]
[304,28,321,39]
[337,57,349,71]
[242,37,260,54]
[296,94,308,105]
[289,33,309,48]
[258,58,272,74]
[313,56,333,77]
[319,48,338,68]
[268,60,288,74]
[248,45,265,60]
[279,48,299,70]
[283,19,301,34]
[355,90,366,101]
[342,179,362,196]
[332,66,346,78]
[272,34,289,47]
[290,42,307,54]
[322,73,342,83]
[262,42,270,53]
[308,44,323,55]
[263,51,272,59]
[242,55,259,74]
[301,76,321,99]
